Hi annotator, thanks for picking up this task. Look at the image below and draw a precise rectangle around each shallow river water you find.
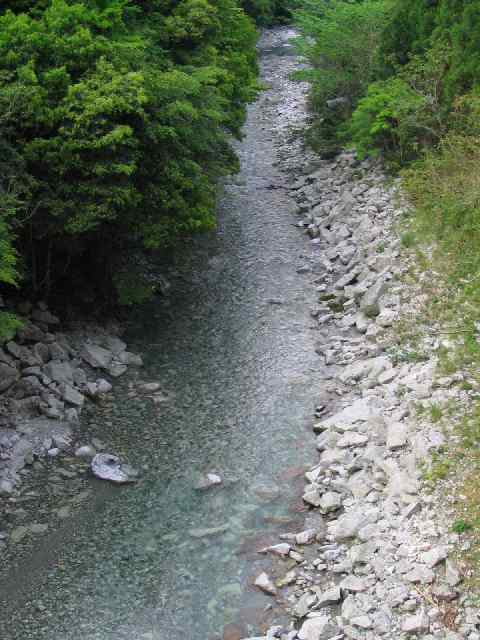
[0,28,324,640]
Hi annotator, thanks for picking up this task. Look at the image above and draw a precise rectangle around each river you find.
[0,27,323,640]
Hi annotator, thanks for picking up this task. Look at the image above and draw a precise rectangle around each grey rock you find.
[33,342,50,364]
[0,479,15,495]
[81,344,113,369]
[96,378,112,394]
[295,592,317,618]
[401,610,429,634]
[445,559,462,587]
[108,363,128,378]
[10,525,29,543]
[61,384,85,408]
[48,342,68,361]
[32,309,60,325]
[312,586,342,608]
[303,487,322,507]
[386,421,409,449]
[420,546,447,568]
[0,363,18,391]
[75,445,96,460]
[44,360,74,386]
[17,322,46,343]
[189,524,229,538]
[6,342,39,367]
[119,351,143,366]
[360,277,388,317]
[91,453,139,484]
[340,576,368,593]
[319,491,343,514]
[260,543,292,557]
[254,572,277,596]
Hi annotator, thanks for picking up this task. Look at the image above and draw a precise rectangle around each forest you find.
[0,0,291,338]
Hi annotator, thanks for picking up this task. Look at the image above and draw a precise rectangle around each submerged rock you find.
[194,472,223,490]
[91,453,139,484]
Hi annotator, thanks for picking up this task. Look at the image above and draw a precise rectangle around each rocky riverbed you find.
[244,115,480,640]
[0,305,146,498]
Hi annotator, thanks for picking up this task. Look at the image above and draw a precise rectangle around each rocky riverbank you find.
[244,147,480,639]
[0,304,145,498]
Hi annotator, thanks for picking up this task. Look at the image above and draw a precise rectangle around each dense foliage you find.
[0,0,262,310]
[297,0,480,162]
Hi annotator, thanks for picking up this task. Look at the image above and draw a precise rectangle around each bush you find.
[294,0,390,155]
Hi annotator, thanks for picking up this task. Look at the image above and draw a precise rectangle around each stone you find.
[351,615,372,629]
[360,277,388,317]
[319,491,343,514]
[48,342,68,361]
[194,472,222,490]
[314,398,374,432]
[30,523,49,534]
[337,433,368,448]
[32,309,60,325]
[104,336,127,354]
[259,543,292,557]
[56,506,71,519]
[44,360,74,386]
[298,616,334,640]
[0,479,15,495]
[81,344,113,369]
[445,559,462,587]
[189,525,229,538]
[296,529,317,545]
[254,572,277,596]
[75,445,97,459]
[61,384,85,408]
[10,526,29,543]
[295,592,317,618]
[386,421,409,449]
[5,342,39,367]
[91,453,139,484]
[119,351,143,366]
[405,566,435,584]
[340,576,368,593]
[96,378,112,394]
[32,342,50,364]
[17,322,46,343]
[0,363,18,391]
[401,610,430,634]
[139,382,162,393]
[339,356,390,385]
[420,546,447,568]
[431,582,458,602]
[108,364,127,378]
[329,509,370,541]
[312,586,342,608]
[303,487,322,507]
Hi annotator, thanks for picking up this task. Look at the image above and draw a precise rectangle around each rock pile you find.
[247,152,478,639]
[0,301,143,493]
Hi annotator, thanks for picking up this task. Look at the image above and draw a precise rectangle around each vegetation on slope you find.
[0,0,300,319]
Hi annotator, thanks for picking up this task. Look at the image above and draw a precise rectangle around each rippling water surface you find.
[0,28,323,640]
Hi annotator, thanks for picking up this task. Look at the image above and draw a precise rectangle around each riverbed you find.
[0,28,324,640]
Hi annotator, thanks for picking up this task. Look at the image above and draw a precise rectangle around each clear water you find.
[0,28,322,640]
